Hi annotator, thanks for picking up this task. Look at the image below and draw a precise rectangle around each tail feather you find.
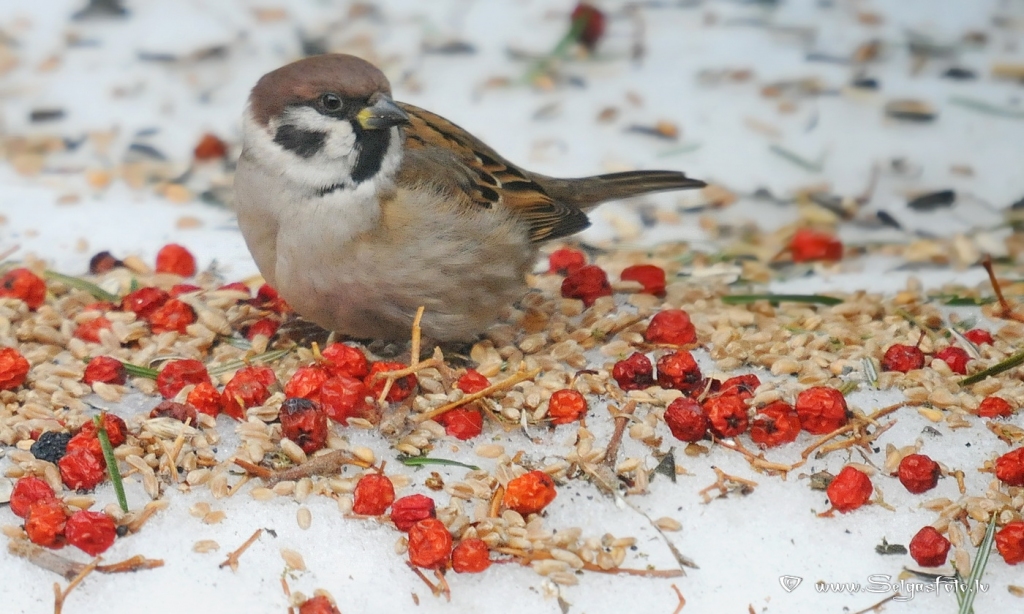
[535,170,706,210]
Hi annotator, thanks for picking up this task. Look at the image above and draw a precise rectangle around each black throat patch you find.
[274,125,327,158]
[350,126,391,184]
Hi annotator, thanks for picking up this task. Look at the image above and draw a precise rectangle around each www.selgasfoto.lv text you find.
[815,575,989,600]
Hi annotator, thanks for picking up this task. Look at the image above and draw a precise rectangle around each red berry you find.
[74,316,113,343]
[10,477,57,518]
[168,283,202,297]
[455,369,490,394]
[89,251,122,274]
[452,538,491,573]
[83,356,127,386]
[59,447,106,490]
[157,359,210,398]
[352,473,395,516]
[220,366,274,421]
[279,397,328,454]
[121,287,169,318]
[155,243,196,277]
[719,374,760,400]
[320,375,370,425]
[977,396,1013,419]
[437,407,483,440]
[66,431,103,462]
[826,466,873,512]
[749,401,800,447]
[644,309,697,345]
[795,387,849,435]
[0,347,31,390]
[547,389,588,425]
[612,352,654,391]
[995,448,1024,487]
[147,298,196,334]
[620,264,666,296]
[194,133,228,161]
[65,510,117,556]
[150,400,197,424]
[561,265,613,307]
[187,381,222,417]
[909,526,950,567]
[664,397,708,442]
[503,471,557,516]
[365,361,416,403]
[0,268,46,309]
[963,328,993,345]
[655,351,703,394]
[298,596,341,614]
[218,282,250,295]
[897,454,940,494]
[790,228,843,262]
[25,499,67,548]
[244,317,280,341]
[935,346,970,375]
[408,518,453,569]
[284,366,330,403]
[569,3,606,51]
[703,394,749,438]
[390,494,436,531]
[80,413,128,447]
[320,343,369,379]
[881,344,925,373]
[548,247,586,274]
[254,283,290,313]
[996,521,1024,565]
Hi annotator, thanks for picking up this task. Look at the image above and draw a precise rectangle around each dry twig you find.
[219,529,263,571]
[414,365,541,423]
[233,449,370,486]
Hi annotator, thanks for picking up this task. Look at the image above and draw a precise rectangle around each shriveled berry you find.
[284,366,330,403]
[89,251,122,274]
[79,413,128,447]
[881,344,925,373]
[452,538,491,573]
[503,470,557,516]
[0,347,31,390]
[390,494,436,531]
[664,397,708,442]
[612,352,654,391]
[995,521,1024,565]
[193,133,228,160]
[704,394,749,438]
[10,477,57,518]
[719,374,760,400]
[66,431,103,462]
[320,343,369,379]
[995,448,1024,487]
[977,396,1013,419]
[910,526,950,567]
[169,283,202,297]
[408,518,453,569]
[147,298,196,334]
[120,287,169,319]
[897,454,940,494]
[157,359,210,399]
[155,243,196,277]
[795,387,849,435]
[656,351,703,394]
[218,281,250,295]
[963,328,994,345]
[187,381,222,417]
[150,400,197,424]
[749,401,801,447]
[254,283,290,313]
[220,366,274,421]
[59,447,106,491]
[30,431,73,465]
[83,356,126,386]
[561,265,612,307]
[570,2,606,51]
[455,369,490,394]
[74,316,113,343]
[547,389,588,425]
[620,264,666,296]
[644,309,697,345]
[352,473,395,516]
[548,247,586,274]
[65,510,117,556]
[25,499,67,548]
[279,397,328,454]
[826,466,873,512]
[790,228,843,262]
[0,268,46,309]
[244,317,280,341]
[320,375,369,424]
[365,361,416,403]
[298,596,341,614]
[437,407,483,440]
[935,346,970,375]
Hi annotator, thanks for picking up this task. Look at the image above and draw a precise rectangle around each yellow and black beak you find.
[356,97,410,130]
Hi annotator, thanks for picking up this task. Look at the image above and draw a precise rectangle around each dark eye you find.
[319,93,342,112]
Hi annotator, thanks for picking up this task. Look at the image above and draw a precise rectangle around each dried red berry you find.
[65,510,117,556]
[284,366,330,403]
[150,400,197,424]
[977,396,1013,419]
[612,352,654,391]
[217,281,250,295]
[963,328,994,345]
[74,316,113,343]
[620,264,666,296]
[89,251,122,274]
[390,494,436,531]
[547,389,588,425]
[881,344,925,373]
[193,133,228,160]
[352,473,395,516]
[704,394,749,438]
[561,265,613,307]
[790,228,843,262]
[10,476,57,518]
[826,466,873,512]
[80,413,128,447]
[220,366,274,421]
[147,298,196,334]
[897,453,940,494]
[25,499,67,548]
[935,346,970,375]
[719,374,760,400]
[408,518,453,569]
[437,407,483,440]
[644,309,697,345]
[548,247,586,274]
[452,538,491,573]
[121,287,169,318]
[254,283,290,313]
[168,283,202,297]
[0,267,46,309]
[155,243,196,277]
[0,347,31,390]
[186,381,222,417]
[83,356,126,386]
[455,369,490,394]
[320,375,369,425]
[909,526,950,567]
[995,448,1024,487]
[996,521,1024,565]
[503,470,557,516]
[749,401,801,447]
[244,317,280,341]
[66,431,103,462]
[298,596,341,614]
[795,387,849,435]
[664,397,708,442]
[157,359,210,399]
[320,343,369,379]
[279,397,328,454]
[655,351,703,394]
[59,447,106,491]
[365,361,416,403]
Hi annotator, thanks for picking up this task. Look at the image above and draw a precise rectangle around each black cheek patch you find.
[274,125,328,158]
[350,128,391,184]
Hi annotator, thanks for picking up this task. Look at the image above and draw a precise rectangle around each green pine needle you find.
[94,413,129,513]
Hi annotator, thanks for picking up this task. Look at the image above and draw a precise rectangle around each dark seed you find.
[30,431,73,464]
[907,189,956,211]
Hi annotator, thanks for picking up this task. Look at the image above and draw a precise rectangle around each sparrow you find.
[234,54,705,342]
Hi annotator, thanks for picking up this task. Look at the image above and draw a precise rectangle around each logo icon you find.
[779,575,803,593]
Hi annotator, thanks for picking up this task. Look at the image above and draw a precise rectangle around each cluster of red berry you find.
[10,477,118,555]
[551,248,667,307]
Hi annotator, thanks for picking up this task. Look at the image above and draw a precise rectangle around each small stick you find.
[698,467,757,503]
[800,402,905,459]
[414,366,541,423]
[220,529,263,571]
[53,556,100,614]
[715,438,803,475]
[671,584,687,614]
[123,500,169,534]
[10,540,163,580]
[410,306,425,368]
[433,569,451,602]
[375,350,444,404]
[981,254,1018,320]
[604,400,638,468]
[407,562,441,597]
[496,548,684,578]
[488,485,504,518]
[226,474,251,497]
[233,449,370,487]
